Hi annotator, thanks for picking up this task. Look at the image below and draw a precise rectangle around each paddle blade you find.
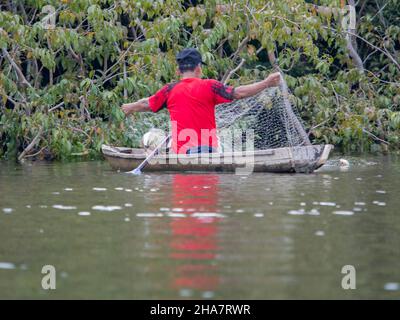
[128,168,142,175]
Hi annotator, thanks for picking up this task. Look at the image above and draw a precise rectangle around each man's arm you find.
[121,97,151,116]
[233,72,281,99]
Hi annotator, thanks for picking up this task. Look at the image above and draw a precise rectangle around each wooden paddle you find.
[128,134,172,175]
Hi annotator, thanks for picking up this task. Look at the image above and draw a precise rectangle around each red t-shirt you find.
[148,78,234,154]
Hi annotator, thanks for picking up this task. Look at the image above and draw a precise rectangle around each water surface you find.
[0,156,399,299]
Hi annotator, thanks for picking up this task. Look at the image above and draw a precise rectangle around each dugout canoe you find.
[102,144,333,173]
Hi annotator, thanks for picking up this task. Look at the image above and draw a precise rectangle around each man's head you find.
[176,48,206,77]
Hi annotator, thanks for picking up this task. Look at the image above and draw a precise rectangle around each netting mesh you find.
[215,79,311,151]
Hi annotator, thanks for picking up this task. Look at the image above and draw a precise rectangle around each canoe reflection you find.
[169,174,221,297]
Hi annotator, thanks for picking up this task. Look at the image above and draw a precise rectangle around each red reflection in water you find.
[169,174,221,294]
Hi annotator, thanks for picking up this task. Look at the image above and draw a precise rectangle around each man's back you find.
[148,78,234,154]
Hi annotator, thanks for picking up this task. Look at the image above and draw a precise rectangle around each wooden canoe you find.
[102,144,333,173]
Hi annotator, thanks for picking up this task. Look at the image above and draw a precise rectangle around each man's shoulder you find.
[155,81,182,96]
[167,78,217,90]
[165,81,181,92]
[164,78,222,93]
[198,78,224,91]
[200,78,219,84]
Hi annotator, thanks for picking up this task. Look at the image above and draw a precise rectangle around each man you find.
[121,48,281,154]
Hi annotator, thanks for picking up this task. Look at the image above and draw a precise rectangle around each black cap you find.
[176,48,206,68]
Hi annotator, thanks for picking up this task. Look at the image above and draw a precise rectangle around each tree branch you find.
[223,58,245,84]
[18,127,43,161]
[1,47,33,89]
[327,27,400,71]
[68,46,85,75]
[362,128,390,145]
[48,101,65,112]
[221,36,249,83]
[346,0,364,71]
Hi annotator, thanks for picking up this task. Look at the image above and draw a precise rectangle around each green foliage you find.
[0,0,399,160]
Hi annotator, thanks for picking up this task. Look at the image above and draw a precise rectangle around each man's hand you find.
[121,98,151,116]
[265,72,281,87]
[233,72,282,99]
[121,103,133,116]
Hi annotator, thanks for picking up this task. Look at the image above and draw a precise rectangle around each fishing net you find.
[215,78,311,152]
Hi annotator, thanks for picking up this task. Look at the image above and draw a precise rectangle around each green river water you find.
[0,156,399,299]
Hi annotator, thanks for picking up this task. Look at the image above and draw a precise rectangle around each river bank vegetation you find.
[0,0,399,161]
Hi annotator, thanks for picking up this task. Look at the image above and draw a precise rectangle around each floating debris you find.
[92,205,122,212]
[319,202,336,207]
[179,289,193,298]
[384,283,400,291]
[288,209,305,215]
[167,213,186,218]
[114,187,124,191]
[64,188,73,191]
[339,159,350,168]
[308,209,320,216]
[354,202,366,206]
[202,291,215,299]
[2,208,13,214]
[93,187,107,191]
[254,213,264,217]
[315,231,325,236]
[124,217,130,222]
[78,211,91,216]
[192,212,226,218]
[0,262,15,270]
[124,203,133,207]
[332,210,354,216]
[288,209,320,216]
[376,190,386,194]
[53,205,77,210]
[373,201,386,206]
[136,213,163,218]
